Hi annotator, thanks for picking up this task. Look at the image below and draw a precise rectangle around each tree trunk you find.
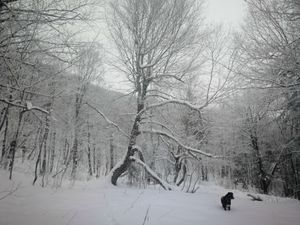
[96,158,100,178]
[93,143,96,174]
[250,133,271,194]
[49,130,56,173]
[27,126,41,160]
[290,157,300,200]
[111,145,136,185]
[0,106,8,132]
[9,110,24,179]
[71,94,80,179]
[33,130,44,185]
[110,136,114,171]
[110,103,143,185]
[1,111,8,163]
[63,139,70,165]
[71,135,78,179]
[33,121,50,185]
[177,163,187,186]
[87,145,92,176]
[41,112,50,176]
[87,127,92,176]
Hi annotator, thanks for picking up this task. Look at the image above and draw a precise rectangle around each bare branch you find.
[130,156,173,190]
[0,98,49,114]
[142,129,221,158]
[85,101,130,139]
[140,99,208,116]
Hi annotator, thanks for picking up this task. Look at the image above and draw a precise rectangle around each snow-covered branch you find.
[139,99,208,116]
[85,101,130,139]
[0,98,50,114]
[140,120,176,136]
[142,129,221,158]
[130,156,173,190]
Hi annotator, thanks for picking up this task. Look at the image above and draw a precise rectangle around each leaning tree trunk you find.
[110,117,141,185]
[110,87,145,185]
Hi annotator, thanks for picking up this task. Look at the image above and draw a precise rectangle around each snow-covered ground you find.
[1,171,300,225]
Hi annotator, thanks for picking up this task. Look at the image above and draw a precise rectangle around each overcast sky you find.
[205,0,247,28]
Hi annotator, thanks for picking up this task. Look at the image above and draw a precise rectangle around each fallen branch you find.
[130,156,172,190]
[247,194,263,201]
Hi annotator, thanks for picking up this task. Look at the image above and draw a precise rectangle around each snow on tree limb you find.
[130,156,173,190]
[140,120,176,136]
[0,98,50,114]
[139,99,209,116]
[85,101,130,139]
[247,194,263,201]
[142,129,221,158]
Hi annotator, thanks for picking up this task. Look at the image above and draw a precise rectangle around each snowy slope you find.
[0,171,300,225]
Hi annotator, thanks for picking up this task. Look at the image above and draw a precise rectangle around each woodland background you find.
[0,0,299,199]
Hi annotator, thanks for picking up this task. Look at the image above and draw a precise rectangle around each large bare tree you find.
[105,0,232,189]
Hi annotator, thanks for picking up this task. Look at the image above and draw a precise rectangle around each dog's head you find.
[226,192,234,199]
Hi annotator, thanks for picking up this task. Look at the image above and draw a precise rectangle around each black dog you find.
[221,192,234,211]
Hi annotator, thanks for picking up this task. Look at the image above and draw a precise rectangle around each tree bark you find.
[71,94,80,179]
[9,110,24,179]
[93,143,96,174]
[49,130,56,173]
[1,111,8,163]
[109,136,114,171]
[87,125,92,176]
[110,99,144,185]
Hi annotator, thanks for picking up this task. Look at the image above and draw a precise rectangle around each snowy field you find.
[1,171,300,225]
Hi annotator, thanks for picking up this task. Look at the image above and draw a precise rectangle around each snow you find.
[130,156,173,190]
[1,171,300,225]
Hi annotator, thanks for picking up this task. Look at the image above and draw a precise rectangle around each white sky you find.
[204,0,247,28]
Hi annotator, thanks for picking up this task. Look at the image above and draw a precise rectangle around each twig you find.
[142,205,151,225]
[85,101,130,139]
[0,183,20,201]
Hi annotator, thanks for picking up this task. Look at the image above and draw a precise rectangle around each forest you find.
[0,0,299,204]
